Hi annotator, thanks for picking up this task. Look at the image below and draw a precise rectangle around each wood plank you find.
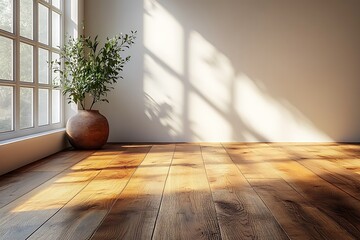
[91,144,175,240]
[333,143,360,157]
[268,143,360,199]
[0,146,128,240]
[307,143,360,159]
[0,171,98,240]
[272,143,353,160]
[0,150,93,208]
[152,144,221,240]
[263,144,360,239]
[0,142,359,240]
[305,145,360,175]
[297,144,346,159]
[223,143,281,179]
[296,158,360,201]
[270,143,360,175]
[27,145,151,240]
[249,178,353,240]
[202,143,289,240]
[331,158,360,175]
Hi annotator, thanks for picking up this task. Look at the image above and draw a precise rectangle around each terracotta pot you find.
[66,110,109,149]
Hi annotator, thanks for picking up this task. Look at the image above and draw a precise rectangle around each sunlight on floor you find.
[11,172,95,213]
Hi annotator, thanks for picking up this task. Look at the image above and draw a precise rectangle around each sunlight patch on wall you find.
[189,31,233,112]
[143,0,185,139]
[235,74,332,142]
[188,31,233,141]
[189,92,231,141]
[142,1,333,142]
[143,54,184,138]
[144,0,184,75]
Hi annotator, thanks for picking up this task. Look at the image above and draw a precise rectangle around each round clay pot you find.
[66,110,109,149]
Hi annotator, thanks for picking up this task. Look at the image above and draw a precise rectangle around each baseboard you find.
[0,129,68,176]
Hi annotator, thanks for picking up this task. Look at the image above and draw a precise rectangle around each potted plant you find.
[52,31,136,149]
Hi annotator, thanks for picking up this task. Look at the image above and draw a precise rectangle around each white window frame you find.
[0,0,64,141]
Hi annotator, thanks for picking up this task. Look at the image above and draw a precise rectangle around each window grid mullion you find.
[34,0,40,127]
[0,29,16,39]
[48,0,52,125]
[0,0,63,139]
[14,0,20,132]
[59,0,64,124]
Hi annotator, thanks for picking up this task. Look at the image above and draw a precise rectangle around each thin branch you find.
[89,96,96,110]
[81,99,85,110]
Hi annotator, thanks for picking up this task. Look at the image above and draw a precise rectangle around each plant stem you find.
[80,100,85,110]
[89,96,96,110]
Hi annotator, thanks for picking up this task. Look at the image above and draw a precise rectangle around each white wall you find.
[85,0,360,142]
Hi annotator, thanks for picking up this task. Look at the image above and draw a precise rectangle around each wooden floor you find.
[1,143,360,240]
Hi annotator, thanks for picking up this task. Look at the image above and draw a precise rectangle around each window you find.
[0,0,63,141]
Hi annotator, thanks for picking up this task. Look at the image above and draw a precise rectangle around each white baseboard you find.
[0,129,68,176]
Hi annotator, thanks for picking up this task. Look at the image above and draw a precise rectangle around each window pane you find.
[52,52,60,85]
[38,4,49,45]
[52,0,60,9]
[52,89,60,123]
[0,86,13,132]
[52,11,60,48]
[20,42,33,82]
[20,87,33,129]
[20,0,33,39]
[0,0,13,32]
[0,36,13,80]
[38,88,49,125]
[38,48,49,84]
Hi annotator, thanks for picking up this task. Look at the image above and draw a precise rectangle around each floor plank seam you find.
[1,143,359,240]
[295,159,360,202]
[26,169,102,240]
[265,143,360,238]
[271,144,360,202]
[199,143,224,240]
[263,144,331,218]
[88,145,153,240]
[221,142,257,186]
[250,187,292,240]
[222,142,291,240]
[150,144,176,240]
[278,173,359,238]
[0,151,94,211]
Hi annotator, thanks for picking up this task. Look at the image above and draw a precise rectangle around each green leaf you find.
[51,31,136,109]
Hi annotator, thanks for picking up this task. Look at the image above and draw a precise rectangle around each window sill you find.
[0,128,66,146]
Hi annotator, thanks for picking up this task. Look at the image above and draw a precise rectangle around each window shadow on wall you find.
[140,0,360,142]
[85,0,360,142]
